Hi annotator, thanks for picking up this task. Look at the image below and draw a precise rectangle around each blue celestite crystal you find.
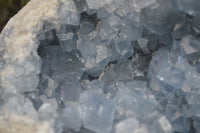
[1,0,200,132]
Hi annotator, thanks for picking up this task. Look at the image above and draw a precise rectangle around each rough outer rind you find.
[0,0,78,94]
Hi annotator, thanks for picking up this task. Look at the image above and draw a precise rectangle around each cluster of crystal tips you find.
[1,0,200,133]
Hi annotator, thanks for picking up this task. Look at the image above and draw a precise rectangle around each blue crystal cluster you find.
[3,0,200,133]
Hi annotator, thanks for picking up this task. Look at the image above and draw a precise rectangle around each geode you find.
[0,0,200,133]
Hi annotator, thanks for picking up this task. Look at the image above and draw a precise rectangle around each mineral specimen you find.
[0,0,200,133]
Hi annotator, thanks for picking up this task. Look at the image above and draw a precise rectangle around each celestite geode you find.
[0,0,200,133]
